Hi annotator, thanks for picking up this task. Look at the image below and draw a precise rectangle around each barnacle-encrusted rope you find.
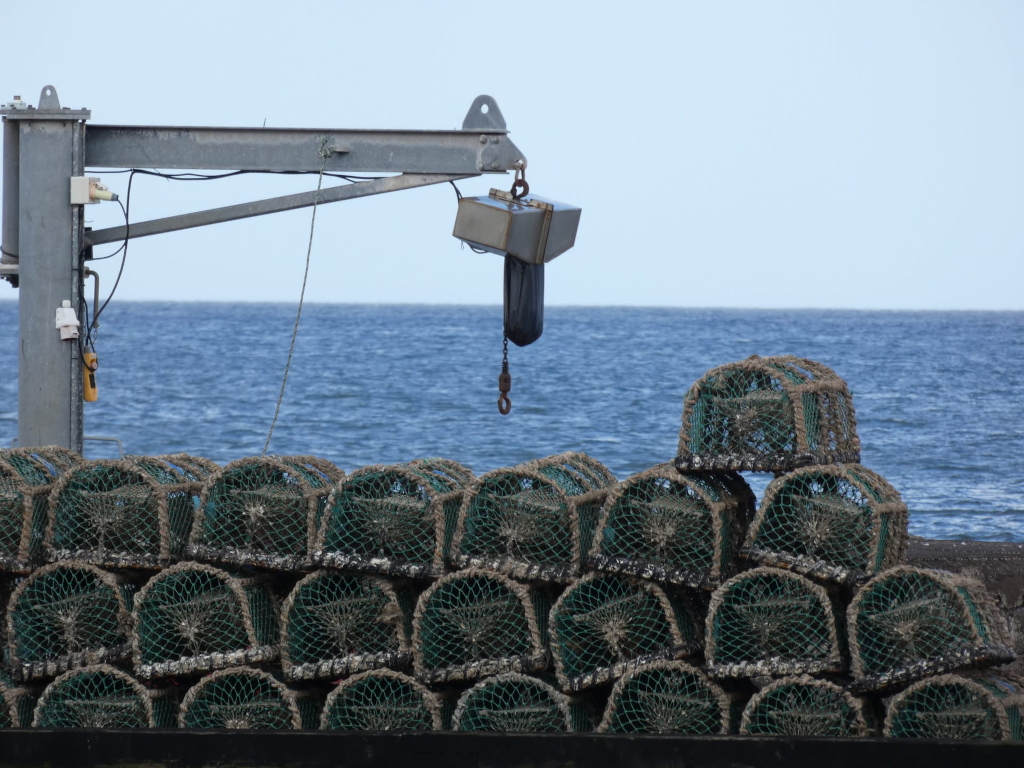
[263,145,329,455]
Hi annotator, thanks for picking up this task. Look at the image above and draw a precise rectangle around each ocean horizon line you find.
[1,298,1022,314]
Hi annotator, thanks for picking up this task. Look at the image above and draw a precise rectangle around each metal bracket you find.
[462,95,507,132]
[38,85,60,110]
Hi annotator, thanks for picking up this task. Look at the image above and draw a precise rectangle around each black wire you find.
[448,181,488,253]
[90,167,384,183]
[94,178,132,325]
[82,167,383,262]
[79,296,93,354]
[82,165,386,321]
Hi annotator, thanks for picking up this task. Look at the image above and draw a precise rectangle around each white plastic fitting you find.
[70,177,119,205]
[55,300,80,340]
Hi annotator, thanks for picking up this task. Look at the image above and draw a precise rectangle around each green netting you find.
[598,660,733,734]
[188,456,343,571]
[848,566,1015,694]
[884,674,1024,740]
[0,448,82,573]
[973,675,1024,741]
[533,452,617,495]
[179,666,306,730]
[150,453,220,479]
[281,570,411,682]
[550,573,703,692]
[7,562,133,682]
[7,447,82,478]
[453,672,574,732]
[739,676,869,736]
[412,568,547,684]
[534,452,615,569]
[742,464,908,585]
[0,677,38,727]
[451,454,612,583]
[132,561,279,680]
[314,460,470,579]
[676,356,860,472]
[45,456,211,569]
[407,458,475,490]
[706,566,843,679]
[32,664,175,728]
[320,669,441,731]
[588,465,754,590]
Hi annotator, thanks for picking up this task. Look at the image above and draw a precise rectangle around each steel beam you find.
[86,173,475,246]
[85,125,525,174]
[15,95,87,452]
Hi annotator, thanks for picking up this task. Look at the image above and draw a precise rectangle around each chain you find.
[262,142,329,454]
[498,333,512,415]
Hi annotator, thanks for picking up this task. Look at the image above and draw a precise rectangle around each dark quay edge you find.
[0,729,1021,768]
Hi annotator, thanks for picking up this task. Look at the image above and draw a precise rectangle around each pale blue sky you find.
[4,1,1023,308]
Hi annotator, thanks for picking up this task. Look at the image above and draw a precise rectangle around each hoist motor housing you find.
[453,190,581,265]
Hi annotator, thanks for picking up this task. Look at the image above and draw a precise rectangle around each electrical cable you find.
[90,167,384,183]
[83,167,384,263]
[93,175,133,325]
[79,164,379,386]
[448,180,489,253]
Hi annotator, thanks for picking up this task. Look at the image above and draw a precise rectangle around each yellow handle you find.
[83,350,98,402]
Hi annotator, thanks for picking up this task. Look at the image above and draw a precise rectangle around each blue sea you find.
[1,302,1022,542]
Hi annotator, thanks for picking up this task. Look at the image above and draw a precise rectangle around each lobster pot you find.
[550,573,703,692]
[0,448,82,573]
[6,447,82,475]
[132,562,279,680]
[45,457,210,569]
[453,672,584,733]
[848,566,1015,694]
[451,456,611,584]
[588,466,754,590]
[412,569,547,684]
[188,456,343,571]
[0,676,38,727]
[281,571,411,682]
[742,464,907,585]
[884,674,1024,741]
[32,664,177,728]
[7,562,133,682]
[314,460,471,579]
[180,667,319,730]
[320,669,441,731]
[407,457,475,489]
[739,676,870,736]
[531,452,616,496]
[676,356,860,472]
[706,567,843,679]
[598,660,734,735]
[148,453,220,478]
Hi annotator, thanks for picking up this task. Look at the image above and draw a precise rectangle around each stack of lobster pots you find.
[0,355,1018,738]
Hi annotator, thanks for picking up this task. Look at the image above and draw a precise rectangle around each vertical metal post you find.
[2,117,19,280]
[9,88,89,452]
